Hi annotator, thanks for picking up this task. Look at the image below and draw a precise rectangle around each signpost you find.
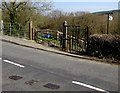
[109,16,113,21]
[106,14,113,34]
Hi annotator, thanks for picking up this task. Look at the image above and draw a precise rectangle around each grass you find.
[37,36,60,44]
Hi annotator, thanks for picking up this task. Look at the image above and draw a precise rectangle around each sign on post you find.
[109,16,113,20]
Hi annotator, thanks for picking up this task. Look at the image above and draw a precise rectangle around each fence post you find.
[63,21,68,51]
[70,35,73,52]
[86,26,89,53]
[29,21,33,40]
[56,31,59,41]
[34,28,38,40]
[10,23,12,36]
[1,20,3,35]
[18,24,20,38]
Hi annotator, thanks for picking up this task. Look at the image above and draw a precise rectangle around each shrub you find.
[88,34,120,61]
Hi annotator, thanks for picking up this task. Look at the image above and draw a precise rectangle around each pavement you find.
[1,35,119,65]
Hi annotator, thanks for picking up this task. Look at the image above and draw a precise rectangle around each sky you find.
[53,0,119,2]
[1,0,119,13]
[53,0,120,13]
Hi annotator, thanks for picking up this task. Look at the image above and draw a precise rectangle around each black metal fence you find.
[3,23,30,39]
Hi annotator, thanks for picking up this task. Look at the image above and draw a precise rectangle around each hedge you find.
[88,34,120,61]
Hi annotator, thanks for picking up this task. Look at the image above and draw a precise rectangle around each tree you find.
[1,0,53,35]
[48,9,64,18]
[2,1,28,24]
[1,0,52,24]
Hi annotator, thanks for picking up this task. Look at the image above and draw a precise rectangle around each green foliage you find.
[1,1,52,27]
[37,36,60,44]
[1,0,53,36]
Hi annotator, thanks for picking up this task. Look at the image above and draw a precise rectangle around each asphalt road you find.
[2,41,119,92]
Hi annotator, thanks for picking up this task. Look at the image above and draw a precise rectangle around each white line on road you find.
[72,81,109,93]
[0,58,2,60]
[3,59,25,68]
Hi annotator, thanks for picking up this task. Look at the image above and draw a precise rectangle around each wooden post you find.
[70,35,73,52]
[18,24,20,38]
[24,32,26,38]
[10,23,12,36]
[86,26,89,53]
[56,31,59,41]
[33,28,37,40]
[63,21,68,51]
[29,21,33,40]
[32,28,35,40]
[1,20,3,34]
[106,14,109,34]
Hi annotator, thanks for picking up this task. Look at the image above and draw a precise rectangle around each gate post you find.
[63,21,68,51]
[1,20,3,35]
[29,21,33,40]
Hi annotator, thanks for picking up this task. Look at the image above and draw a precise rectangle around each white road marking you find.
[0,58,2,60]
[3,59,25,68]
[72,81,109,93]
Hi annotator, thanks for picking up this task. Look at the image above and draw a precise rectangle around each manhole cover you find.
[43,83,60,89]
[9,75,23,80]
[25,80,38,85]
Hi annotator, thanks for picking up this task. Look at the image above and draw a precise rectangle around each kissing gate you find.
[61,21,89,53]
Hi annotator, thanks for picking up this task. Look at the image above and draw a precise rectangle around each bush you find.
[88,34,120,61]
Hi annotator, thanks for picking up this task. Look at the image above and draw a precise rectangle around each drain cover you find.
[9,75,23,80]
[25,80,38,85]
[43,83,60,89]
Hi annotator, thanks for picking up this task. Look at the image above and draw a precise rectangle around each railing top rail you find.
[36,30,59,32]
[64,26,80,27]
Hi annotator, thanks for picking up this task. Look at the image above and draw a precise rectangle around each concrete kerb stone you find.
[1,36,119,65]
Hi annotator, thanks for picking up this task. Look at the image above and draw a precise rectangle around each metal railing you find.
[3,23,30,39]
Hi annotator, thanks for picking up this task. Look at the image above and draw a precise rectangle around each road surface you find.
[2,41,119,92]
